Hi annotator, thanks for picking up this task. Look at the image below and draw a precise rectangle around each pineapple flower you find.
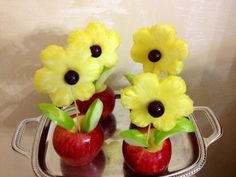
[131,24,188,75]
[121,73,193,131]
[34,44,103,107]
[68,22,120,69]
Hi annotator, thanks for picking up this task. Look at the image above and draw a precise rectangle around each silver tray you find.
[12,96,222,177]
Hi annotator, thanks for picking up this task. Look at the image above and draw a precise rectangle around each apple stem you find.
[146,124,151,142]
[74,100,81,132]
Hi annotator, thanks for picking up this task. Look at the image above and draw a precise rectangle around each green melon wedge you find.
[82,99,103,133]
[38,103,74,130]
[95,67,114,90]
[154,117,196,146]
[119,129,148,147]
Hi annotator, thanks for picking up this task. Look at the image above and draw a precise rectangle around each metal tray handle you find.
[11,117,40,159]
[194,106,223,147]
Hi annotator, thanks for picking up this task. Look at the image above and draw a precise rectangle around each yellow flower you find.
[131,24,188,75]
[34,44,103,107]
[121,73,193,131]
[68,22,120,68]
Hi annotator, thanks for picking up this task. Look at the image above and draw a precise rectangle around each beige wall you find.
[0,1,235,177]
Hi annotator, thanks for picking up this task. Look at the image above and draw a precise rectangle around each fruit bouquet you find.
[33,22,196,175]
[11,20,223,177]
[119,24,196,176]
[33,22,120,166]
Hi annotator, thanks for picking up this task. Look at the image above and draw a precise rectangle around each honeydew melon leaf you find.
[124,73,135,84]
[154,117,196,145]
[95,67,114,90]
[119,129,148,147]
[38,103,74,130]
[82,99,103,133]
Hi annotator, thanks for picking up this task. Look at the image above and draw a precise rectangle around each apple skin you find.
[60,150,106,177]
[76,86,115,120]
[122,138,172,176]
[53,124,104,166]
[123,163,150,177]
[99,113,117,140]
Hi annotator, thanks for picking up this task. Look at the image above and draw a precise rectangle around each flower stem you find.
[146,124,151,142]
[74,100,81,132]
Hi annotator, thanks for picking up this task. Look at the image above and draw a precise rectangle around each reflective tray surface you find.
[12,98,222,177]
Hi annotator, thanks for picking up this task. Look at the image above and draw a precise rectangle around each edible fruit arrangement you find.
[32,22,196,176]
[119,24,196,176]
[33,22,120,167]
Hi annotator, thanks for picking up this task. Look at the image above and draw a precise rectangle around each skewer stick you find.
[74,100,81,132]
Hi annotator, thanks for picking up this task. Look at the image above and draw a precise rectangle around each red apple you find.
[60,150,106,177]
[76,86,115,120]
[122,138,172,176]
[99,113,117,140]
[53,124,104,166]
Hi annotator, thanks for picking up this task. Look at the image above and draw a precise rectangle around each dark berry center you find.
[90,45,102,58]
[148,101,165,118]
[148,49,162,62]
[64,70,79,85]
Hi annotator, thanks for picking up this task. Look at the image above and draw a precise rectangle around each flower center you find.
[148,101,165,118]
[90,45,102,58]
[148,49,162,62]
[64,70,79,85]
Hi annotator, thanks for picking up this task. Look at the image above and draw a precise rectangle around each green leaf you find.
[124,73,135,84]
[119,129,148,147]
[95,67,114,90]
[82,99,103,133]
[38,103,74,130]
[154,117,196,145]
